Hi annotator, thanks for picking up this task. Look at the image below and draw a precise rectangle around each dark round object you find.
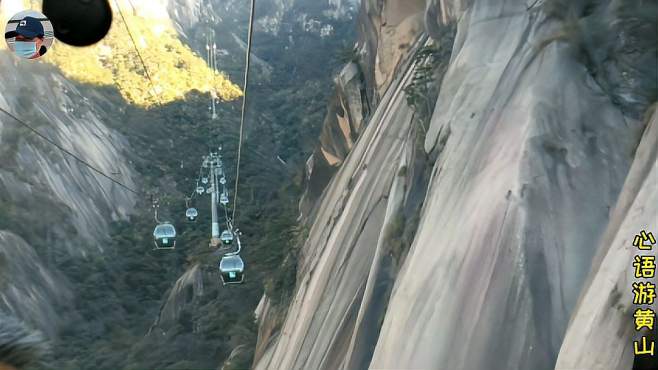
[42,0,112,46]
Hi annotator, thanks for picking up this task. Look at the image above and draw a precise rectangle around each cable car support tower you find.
[204,150,226,247]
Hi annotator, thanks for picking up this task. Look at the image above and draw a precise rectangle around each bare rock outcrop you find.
[555,108,657,370]
[254,0,657,369]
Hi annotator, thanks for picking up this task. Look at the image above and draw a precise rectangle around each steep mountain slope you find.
[555,107,657,370]
[371,1,643,367]
[253,2,433,368]
[253,0,657,369]
[1,0,653,368]
[255,41,421,370]
[0,53,137,338]
[1,0,358,369]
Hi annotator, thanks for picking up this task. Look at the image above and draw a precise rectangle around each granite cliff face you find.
[297,0,428,219]
[555,108,657,370]
[0,52,137,338]
[254,0,657,369]
[0,0,654,368]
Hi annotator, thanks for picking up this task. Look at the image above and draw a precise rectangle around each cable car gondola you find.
[220,192,229,205]
[219,254,244,285]
[196,186,205,195]
[153,222,176,249]
[201,177,209,184]
[185,207,198,222]
[219,177,226,185]
[220,229,234,245]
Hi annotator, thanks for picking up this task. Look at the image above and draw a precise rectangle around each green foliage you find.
[404,45,440,109]
[40,7,358,370]
[403,29,455,134]
[337,44,360,64]
[385,213,406,268]
[45,9,242,107]
[0,3,359,370]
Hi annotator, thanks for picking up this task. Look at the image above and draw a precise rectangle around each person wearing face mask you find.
[4,16,48,60]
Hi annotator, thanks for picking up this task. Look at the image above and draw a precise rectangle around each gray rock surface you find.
[372,1,645,369]
[358,0,426,101]
[152,264,204,330]
[555,109,657,370]
[254,0,656,369]
[0,231,72,338]
[254,39,420,370]
[0,53,136,334]
[298,62,368,220]
[0,55,136,251]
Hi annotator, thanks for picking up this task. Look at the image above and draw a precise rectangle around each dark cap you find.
[5,16,45,39]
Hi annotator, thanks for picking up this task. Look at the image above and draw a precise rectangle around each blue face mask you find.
[14,41,37,58]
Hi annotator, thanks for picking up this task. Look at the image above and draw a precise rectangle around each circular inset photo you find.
[4,10,55,60]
